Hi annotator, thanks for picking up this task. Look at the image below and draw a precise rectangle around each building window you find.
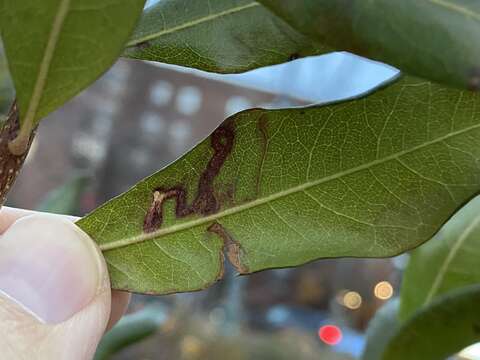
[175,86,202,116]
[150,80,174,106]
[140,112,166,137]
[168,121,192,155]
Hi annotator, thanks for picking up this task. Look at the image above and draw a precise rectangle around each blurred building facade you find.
[8,59,298,209]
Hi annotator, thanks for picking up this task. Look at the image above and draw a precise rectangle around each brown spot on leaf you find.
[136,40,151,50]
[207,222,248,274]
[288,53,300,61]
[142,120,249,275]
[192,119,235,215]
[143,120,235,232]
[256,115,268,195]
[143,191,165,233]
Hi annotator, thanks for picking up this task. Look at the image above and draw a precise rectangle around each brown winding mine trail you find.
[143,119,235,232]
[142,119,248,272]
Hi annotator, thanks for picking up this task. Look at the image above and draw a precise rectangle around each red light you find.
[318,325,342,345]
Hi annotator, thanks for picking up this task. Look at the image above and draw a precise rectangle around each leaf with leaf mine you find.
[78,76,480,294]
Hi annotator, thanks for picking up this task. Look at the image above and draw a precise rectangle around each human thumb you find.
[0,214,111,360]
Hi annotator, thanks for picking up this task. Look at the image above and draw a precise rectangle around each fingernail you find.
[0,214,103,324]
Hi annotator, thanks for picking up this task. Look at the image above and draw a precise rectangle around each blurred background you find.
[0,34,417,359]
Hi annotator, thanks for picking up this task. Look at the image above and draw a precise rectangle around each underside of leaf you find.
[78,76,480,294]
[258,0,480,91]
[123,0,329,73]
[1,0,146,129]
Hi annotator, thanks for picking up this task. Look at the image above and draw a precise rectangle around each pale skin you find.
[0,207,130,359]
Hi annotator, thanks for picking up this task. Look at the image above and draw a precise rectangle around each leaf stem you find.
[8,120,34,155]
[0,100,36,204]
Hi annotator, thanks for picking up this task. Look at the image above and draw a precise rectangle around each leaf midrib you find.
[22,0,71,128]
[126,2,260,47]
[99,121,480,252]
[423,213,480,306]
[427,0,480,21]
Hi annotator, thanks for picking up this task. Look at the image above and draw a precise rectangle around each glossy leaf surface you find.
[259,0,480,90]
[400,195,480,320]
[365,196,480,359]
[383,285,480,360]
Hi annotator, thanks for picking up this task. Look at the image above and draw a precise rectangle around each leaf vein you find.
[99,122,480,252]
[126,2,260,46]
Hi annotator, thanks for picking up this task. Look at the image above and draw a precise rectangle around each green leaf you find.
[258,0,480,91]
[364,196,480,359]
[94,305,166,360]
[0,44,13,116]
[383,285,480,360]
[78,76,480,294]
[123,0,329,73]
[36,173,90,215]
[361,299,400,360]
[0,0,145,150]
[399,195,480,321]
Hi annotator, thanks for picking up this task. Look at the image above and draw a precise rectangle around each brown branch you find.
[0,100,37,206]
